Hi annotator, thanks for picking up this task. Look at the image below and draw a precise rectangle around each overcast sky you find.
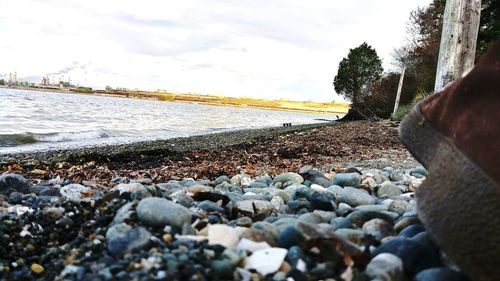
[0,0,431,102]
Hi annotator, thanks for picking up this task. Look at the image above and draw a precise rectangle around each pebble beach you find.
[0,122,472,280]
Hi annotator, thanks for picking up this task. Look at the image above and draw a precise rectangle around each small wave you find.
[35,129,110,143]
[0,134,38,147]
[0,129,110,147]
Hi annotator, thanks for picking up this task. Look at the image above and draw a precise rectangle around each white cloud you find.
[0,0,432,102]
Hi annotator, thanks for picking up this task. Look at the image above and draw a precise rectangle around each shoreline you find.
[0,120,418,185]
[0,86,349,116]
[0,122,334,165]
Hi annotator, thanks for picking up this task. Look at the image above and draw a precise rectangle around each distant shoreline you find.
[0,85,349,116]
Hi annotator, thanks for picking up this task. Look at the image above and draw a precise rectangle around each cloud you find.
[0,0,432,102]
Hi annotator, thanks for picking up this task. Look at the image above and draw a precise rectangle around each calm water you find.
[0,88,338,154]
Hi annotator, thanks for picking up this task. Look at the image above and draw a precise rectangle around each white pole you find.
[434,0,481,92]
[392,66,406,119]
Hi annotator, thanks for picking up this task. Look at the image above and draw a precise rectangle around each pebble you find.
[339,186,375,206]
[31,263,44,274]
[106,223,151,255]
[59,184,91,202]
[365,253,405,281]
[235,200,274,216]
[330,217,353,229]
[362,218,395,241]
[110,182,144,194]
[334,228,365,244]
[245,247,288,276]
[332,173,360,187]
[237,238,271,253]
[377,181,402,198]
[373,237,441,276]
[389,170,405,182]
[214,175,230,185]
[208,224,240,249]
[273,172,304,185]
[399,224,426,238]
[8,192,23,204]
[347,210,395,227]
[0,173,31,195]
[136,197,191,228]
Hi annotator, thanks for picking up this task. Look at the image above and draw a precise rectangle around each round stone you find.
[330,217,353,229]
[310,192,335,211]
[8,192,23,204]
[60,184,91,202]
[377,181,402,198]
[366,253,404,281]
[332,173,361,187]
[362,218,395,241]
[136,197,192,228]
[0,173,30,195]
[399,224,426,238]
[373,237,441,276]
[273,172,304,185]
[31,263,44,274]
[339,187,375,207]
[106,223,151,256]
[277,226,305,249]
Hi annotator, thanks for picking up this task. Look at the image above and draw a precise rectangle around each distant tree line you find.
[334,0,499,119]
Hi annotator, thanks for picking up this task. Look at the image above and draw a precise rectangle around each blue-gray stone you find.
[39,187,61,197]
[214,175,230,185]
[330,217,353,229]
[110,202,134,226]
[179,179,196,187]
[273,172,304,185]
[389,171,405,182]
[310,192,335,211]
[106,223,151,255]
[362,218,395,241]
[373,237,441,276]
[209,260,234,280]
[332,173,360,187]
[248,181,269,189]
[347,210,395,227]
[8,192,23,204]
[136,197,191,228]
[197,200,225,213]
[399,224,426,238]
[277,226,305,249]
[339,186,375,207]
[366,253,405,281]
[414,268,470,281]
[377,181,402,198]
[287,199,311,212]
[285,246,306,268]
[0,173,30,195]
[411,166,428,177]
[335,228,365,243]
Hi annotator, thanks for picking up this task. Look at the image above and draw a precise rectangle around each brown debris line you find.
[0,121,416,185]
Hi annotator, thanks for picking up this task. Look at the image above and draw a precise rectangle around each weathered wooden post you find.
[434,0,481,92]
[392,66,406,119]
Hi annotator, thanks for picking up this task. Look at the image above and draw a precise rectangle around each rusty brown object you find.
[400,40,500,281]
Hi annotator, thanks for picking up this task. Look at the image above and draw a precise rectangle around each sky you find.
[0,0,432,102]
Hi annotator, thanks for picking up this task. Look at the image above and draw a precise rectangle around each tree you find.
[363,71,419,118]
[0,79,5,86]
[393,0,499,95]
[477,0,500,56]
[333,42,383,109]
